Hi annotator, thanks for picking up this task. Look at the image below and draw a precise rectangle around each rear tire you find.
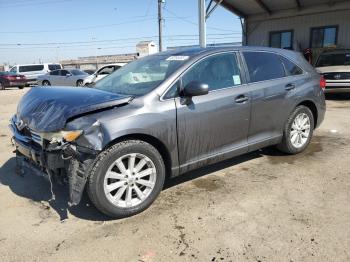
[18,86,24,89]
[277,105,314,154]
[76,80,83,86]
[42,80,51,86]
[0,82,4,90]
[87,140,165,218]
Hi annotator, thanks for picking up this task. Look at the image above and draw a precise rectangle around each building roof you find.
[217,0,347,17]
[136,41,155,47]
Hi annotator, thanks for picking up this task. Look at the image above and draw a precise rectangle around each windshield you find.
[316,52,350,67]
[94,54,189,96]
[71,69,87,75]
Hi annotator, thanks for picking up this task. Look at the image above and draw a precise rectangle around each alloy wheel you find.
[290,113,311,148]
[103,153,157,208]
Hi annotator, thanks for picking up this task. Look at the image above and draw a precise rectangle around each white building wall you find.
[246,3,350,51]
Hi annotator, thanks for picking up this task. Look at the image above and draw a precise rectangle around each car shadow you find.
[164,151,262,189]
[0,149,270,222]
[0,157,111,222]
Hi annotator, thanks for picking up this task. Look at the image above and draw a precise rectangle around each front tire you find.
[87,140,165,218]
[277,105,314,154]
[0,82,4,90]
[76,80,83,86]
[42,80,51,86]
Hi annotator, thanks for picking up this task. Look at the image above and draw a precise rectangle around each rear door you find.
[174,52,251,173]
[242,51,303,149]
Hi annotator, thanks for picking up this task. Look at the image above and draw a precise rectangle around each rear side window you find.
[19,65,44,72]
[60,70,69,76]
[50,70,59,75]
[280,57,303,75]
[48,64,62,71]
[243,52,285,82]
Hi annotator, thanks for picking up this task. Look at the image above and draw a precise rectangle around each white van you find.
[9,63,62,84]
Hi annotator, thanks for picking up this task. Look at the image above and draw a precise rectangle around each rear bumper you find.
[7,81,26,87]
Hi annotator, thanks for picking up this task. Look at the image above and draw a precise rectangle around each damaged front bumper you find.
[9,116,99,206]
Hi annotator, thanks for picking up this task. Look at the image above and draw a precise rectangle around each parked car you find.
[9,63,62,84]
[9,47,325,218]
[315,49,350,92]
[83,63,124,86]
[37,69,89,86]
[0,71,26,90]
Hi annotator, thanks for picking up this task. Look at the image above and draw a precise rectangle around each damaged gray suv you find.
[10,47,326,218]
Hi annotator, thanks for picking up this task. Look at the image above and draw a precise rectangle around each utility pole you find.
[158,0,164,52]
[198,0,206,48]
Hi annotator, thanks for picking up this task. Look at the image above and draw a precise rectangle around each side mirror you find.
[66,73,72,77]
[183,81,209,97]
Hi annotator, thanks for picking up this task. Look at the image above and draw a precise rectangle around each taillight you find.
[320,75,326,90]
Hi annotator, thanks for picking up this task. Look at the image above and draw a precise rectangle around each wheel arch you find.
[103,133,173,180]
[296,100,318,128]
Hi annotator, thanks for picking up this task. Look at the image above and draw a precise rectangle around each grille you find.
[323,72,350,80]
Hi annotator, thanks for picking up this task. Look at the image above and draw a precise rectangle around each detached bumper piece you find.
[9,118,95,206]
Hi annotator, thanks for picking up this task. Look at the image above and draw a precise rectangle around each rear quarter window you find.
[243,52,285,82]
[280,56,303,75]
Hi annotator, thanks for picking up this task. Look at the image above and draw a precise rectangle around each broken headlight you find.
[40,130,83,143]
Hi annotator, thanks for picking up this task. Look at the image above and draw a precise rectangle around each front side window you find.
[243,52,285,82]
[270,31,293,49]
[311,26,338,48]
[182,53,242,91]
[48,64,62,71]
[95,54,189,96]
[98,66,115,75]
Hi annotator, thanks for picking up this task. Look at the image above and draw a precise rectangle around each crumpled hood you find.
[17,86,132,132]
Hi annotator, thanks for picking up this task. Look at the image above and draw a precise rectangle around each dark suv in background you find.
[10,47,325,218]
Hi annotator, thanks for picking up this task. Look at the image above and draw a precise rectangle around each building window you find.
[310,26,338,48]
[269,30,293,50]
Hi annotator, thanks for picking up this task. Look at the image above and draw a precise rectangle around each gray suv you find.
[10,47,326,218]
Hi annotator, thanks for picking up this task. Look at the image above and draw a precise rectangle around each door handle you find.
[235,95,249,103]
[285,83,296,91]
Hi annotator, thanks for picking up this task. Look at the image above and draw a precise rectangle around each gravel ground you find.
[0,88,349,262]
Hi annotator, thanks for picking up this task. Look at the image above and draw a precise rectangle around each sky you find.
[0,0,242,65]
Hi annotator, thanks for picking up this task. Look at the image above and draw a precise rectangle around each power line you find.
[0,33,241,46]
[0,15,196,34]
[163,7,238,33]
[0,17,158,34]
[0,0,73,8]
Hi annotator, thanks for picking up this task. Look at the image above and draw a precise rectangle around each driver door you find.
[175,52,251,173]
